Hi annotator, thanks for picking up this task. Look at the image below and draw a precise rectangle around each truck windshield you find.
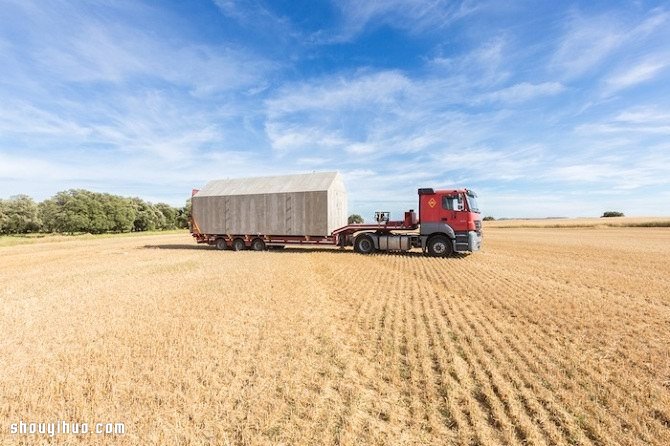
[466,192,480,213]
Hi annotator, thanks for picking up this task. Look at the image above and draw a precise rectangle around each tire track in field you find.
[306,246,669,446]
[310,255,386,444]
[447,260,667,444]
[423,258,636,445]
[442,293,591,446]
[376,255,506,445]
[402,264,430,430]
[377,256,599,445]
[407,264,458,440]
[399,259,510,444]
[415,259,555,446]
[417,281,474,444]
[396,256,462,441]
[312,254,454,443]
[425,256,667,445]
[309,253,424,443]
[413,258,528,445]
[418,259,564,446]
[316,253,566,445]
[386,260,584,444]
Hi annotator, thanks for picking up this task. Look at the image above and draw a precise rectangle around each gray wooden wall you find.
[193,190,345,236]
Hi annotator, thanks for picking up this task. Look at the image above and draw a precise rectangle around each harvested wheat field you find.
[1,226,670,446]
[484,217,670,229]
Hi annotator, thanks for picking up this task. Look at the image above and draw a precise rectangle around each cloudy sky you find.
[1,0,669,218]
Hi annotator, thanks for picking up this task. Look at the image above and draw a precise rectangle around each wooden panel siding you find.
[192,172,347,236]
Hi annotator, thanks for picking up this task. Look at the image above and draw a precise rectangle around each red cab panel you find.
[419,189,472,232]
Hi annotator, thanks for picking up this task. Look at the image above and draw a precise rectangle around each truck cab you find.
[418,188,482,254]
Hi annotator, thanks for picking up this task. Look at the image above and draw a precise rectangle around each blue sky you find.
[1,0,669,218]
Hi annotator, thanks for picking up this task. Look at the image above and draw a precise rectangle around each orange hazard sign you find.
[428,198,437,208]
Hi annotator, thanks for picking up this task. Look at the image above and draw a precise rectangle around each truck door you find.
[441,193,468,231]
[419,191,461,224]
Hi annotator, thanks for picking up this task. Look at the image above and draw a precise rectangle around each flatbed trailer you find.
[192,212,420,250]
[191,185,482,256]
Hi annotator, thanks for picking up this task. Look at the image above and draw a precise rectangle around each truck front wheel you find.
[354,234,375,254]
[427,235,453,257]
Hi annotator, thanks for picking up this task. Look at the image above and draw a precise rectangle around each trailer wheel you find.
[427,235,452,257]
[251,238,266,251]
[215,238,227,250]
[354,234,375,254]
[232,238,246,251]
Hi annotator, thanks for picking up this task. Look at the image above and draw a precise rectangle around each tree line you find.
[0,190,191,235]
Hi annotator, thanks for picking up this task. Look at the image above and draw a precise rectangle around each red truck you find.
[191,181,482,256]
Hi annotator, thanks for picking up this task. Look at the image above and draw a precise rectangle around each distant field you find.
[485,216,670,228]
[1,228,669,445]
[0,229,188,248]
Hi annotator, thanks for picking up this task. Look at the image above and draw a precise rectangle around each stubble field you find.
[1,225,669,445]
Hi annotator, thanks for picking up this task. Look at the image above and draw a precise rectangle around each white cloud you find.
[482,82,565,103]
[264,122,348,153]
[431,145,545,182]
[0,102,91,138]
[603,58,669,94]
[325,0,479,42]
[551,9,669,79]
[266,71,412,116]
[477,191,602,218]
[551,15,622,78]
[296,157,331,166]
[548,154,670,190]
[576,122,670,135]
[573,105,670,136]
[613,107,670,124]
[213,0,296,41]
[345,142,379,155]
[264,70,420,154]
[264,64,558,168]
[2,1,274,95]
[429,37,512,87]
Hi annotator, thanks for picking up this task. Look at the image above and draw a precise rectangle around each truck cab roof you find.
[419,188,473,195]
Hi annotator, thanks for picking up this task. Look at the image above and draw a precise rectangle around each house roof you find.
[194,171,342,197]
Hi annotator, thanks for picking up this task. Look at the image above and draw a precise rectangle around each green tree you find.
[17,190,184,235]
[0,199,7,233]
[131,198,163,232]
[176,198,192,229]
[348,214,364,224]
[102,194,136,232]
[51,190,92,233]
[155,203,178,230]
[483,216,495,221]
[85,191,112,234]
[602,211,624,218]
[2,195,41,234]
[39,189,121,234]
[38,198,59,233]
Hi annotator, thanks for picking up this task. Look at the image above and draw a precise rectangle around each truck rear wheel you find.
[232,238,246,251]
[251,238,266,251]
[354,234,375,254]
[215,238,227,250]
[427,235,452,257]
